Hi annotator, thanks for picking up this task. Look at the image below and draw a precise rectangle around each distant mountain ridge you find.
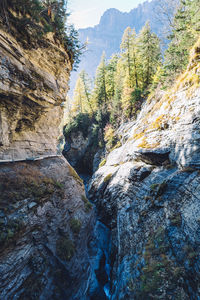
[69,0,176,95]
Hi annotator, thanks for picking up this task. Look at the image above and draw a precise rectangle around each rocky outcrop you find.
[0,157,95,299]
[63,126,103,174]
[0,26,71,161]
[0,10,99,299]
[89,40,200,299]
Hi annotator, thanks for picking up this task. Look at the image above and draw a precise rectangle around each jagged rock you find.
[0,157,94,299]
[0,27,71,161]
[135,149,170,166]
[63,128,102,174]
[0,12,97,300]
[89,39,200,299]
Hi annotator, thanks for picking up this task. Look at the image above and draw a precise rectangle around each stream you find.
[80,174,111,300]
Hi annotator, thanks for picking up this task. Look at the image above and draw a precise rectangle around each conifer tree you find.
[71,71,93,115]
[121,71,134,119]
[110,58,124,124]
[79,70,93,114]
[137,22,161,89]
[71,77,84,115]
[120,27,139,88]
[106,54,119,105]
[164,0,200,83]
[93,52,108,111]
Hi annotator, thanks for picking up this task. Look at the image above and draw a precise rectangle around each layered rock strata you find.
[0,157,94,299]
[89,40,200,299]
[0,11,96,299]
[0,27,70,161]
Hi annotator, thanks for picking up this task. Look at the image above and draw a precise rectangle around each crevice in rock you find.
[135,150,171,166]
[79,172,112,299]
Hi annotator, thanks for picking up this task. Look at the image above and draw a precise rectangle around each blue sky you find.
[68,0,147,29]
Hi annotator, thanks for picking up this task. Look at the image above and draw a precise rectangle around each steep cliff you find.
[0,157,94,299]
[0,24,71,161]
[0,7,96,299]
[89,39,200,299]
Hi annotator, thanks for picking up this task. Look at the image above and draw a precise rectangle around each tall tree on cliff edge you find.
[93,52,108,111]
[120,27,139,88]
[137,22,162,89]
[164,0,200,83]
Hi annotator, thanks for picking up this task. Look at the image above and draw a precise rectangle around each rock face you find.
[89,40,200,299]
[0,157,94,299]
[0,27,71,161]
[63,126,103,174]
[0,11,100,300]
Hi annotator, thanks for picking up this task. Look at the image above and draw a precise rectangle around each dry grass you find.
[130,38,200,150]
[0,163,65,208]
[138,137,160,149]
[68,164,83,185]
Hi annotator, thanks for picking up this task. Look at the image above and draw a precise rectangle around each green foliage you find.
[103,173,113,183]
[56,234,75,261]
[137,22,162,89]
[104,124,116,150]
[1,0,82,68]
[163,0,200,84]
[67,164,83,184]
[54,181,64,189]
[134,226,186,298]
[70,218,82,234]
[0,218,25,249]
[150,183,159,191]
[81,195,93,212]
[0,164,64,207]
[64,113,92,139]
[65,2,200,156]
[71,71,93,115]
[93,52,108,109]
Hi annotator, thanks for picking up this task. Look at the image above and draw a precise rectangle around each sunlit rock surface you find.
[89,40,200,299]
[0,12,96,299]
[0,28,71,161]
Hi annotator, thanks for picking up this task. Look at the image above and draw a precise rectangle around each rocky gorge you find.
[0,6,107,299]
[1,2,200,300]
[88,39,200,299]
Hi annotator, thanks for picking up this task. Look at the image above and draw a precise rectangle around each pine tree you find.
[121,71,134,119]
[93,52,108,111]
[71,71,93,115]
[164,0,200,84]
[120,27,139,88]
[71,77,84,115]
[110,58,124,124]
[137,22,162,89]
[79,70,93,114]
[106,54,119,106]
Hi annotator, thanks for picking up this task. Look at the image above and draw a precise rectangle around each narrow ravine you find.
[80,173,112,299]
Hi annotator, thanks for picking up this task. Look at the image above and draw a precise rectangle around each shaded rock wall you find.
[63,129,103,174]
[89,39,200,299]
[0,157,94,299]
[0,11,97,299]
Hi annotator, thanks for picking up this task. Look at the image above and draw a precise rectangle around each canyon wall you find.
[0,26,70,161]
[0,9,97,299]
[89,39,200,299]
